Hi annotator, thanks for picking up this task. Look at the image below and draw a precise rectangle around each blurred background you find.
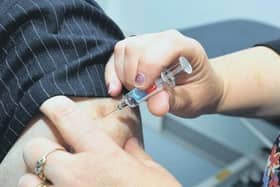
[96,0,280,33]
[95,1,280,186]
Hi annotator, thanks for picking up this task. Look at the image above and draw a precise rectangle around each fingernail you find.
[135,73,145,85]
[107,83,114,94]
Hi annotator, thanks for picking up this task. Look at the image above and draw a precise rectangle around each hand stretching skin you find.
[18,96,182,187]
[0,96,142,187]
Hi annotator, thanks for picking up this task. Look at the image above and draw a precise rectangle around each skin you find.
[0,97,142,187]
[19,30,280,186]
[108,30,280,118]
[19,96,181,187]
[212,46,280,117]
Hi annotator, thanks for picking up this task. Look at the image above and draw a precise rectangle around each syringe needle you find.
[103,100,129,117]
[104,57,192,117]
[103,108,119,117]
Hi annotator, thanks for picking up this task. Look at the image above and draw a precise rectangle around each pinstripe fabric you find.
[0,0,124,162]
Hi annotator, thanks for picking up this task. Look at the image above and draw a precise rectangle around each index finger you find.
[40,96,117,153]
[136,30,203,89]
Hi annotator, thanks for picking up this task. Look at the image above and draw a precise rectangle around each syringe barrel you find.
[120,56,192,108]
[122,78,164,108]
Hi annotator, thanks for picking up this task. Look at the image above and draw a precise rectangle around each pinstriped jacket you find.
[0,0,124,162]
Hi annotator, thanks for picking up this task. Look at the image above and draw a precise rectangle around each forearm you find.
[212,46,280,118]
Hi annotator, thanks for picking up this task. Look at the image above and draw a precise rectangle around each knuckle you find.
[165,29,182,38]
[139,55,160,74]
[53,107,76,124]
[188,38,207,57]
[114,40,126,53]
[124,37,143,57]
[114,41,121,52]
[123,41,135,56]
[114,62,124,82]
[23,138,46,164]
[46,97,77,123]
[189,38,203,49]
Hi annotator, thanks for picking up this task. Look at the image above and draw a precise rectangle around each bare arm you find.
[0,97,142,187]
[213,46,280,118]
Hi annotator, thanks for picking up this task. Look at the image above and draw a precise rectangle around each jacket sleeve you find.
[0,0,124,162]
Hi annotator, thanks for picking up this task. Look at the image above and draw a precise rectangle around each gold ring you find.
[34,148,64,181]
[36,182,49,187]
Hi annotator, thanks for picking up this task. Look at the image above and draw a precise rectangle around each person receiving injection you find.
[19,30,280,187]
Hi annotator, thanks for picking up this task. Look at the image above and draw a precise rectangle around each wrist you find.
[209,57,228,114]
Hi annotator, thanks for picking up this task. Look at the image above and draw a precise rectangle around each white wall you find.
[97,0,280,34]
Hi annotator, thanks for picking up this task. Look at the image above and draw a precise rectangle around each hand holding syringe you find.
[105,56,192,116]
[106,31,221,117]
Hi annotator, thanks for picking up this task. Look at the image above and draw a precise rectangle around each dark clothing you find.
[259,39,280,55]
[0,0,124,162]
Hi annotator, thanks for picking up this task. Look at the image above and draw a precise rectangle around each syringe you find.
[105,56,192,116]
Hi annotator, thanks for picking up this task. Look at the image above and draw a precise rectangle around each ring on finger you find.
[36,181,50,187]
[34,148,65,181]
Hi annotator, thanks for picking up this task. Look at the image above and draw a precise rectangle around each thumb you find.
[124,137,152,162]
[147,90,170,116]
[105,55,122,96]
